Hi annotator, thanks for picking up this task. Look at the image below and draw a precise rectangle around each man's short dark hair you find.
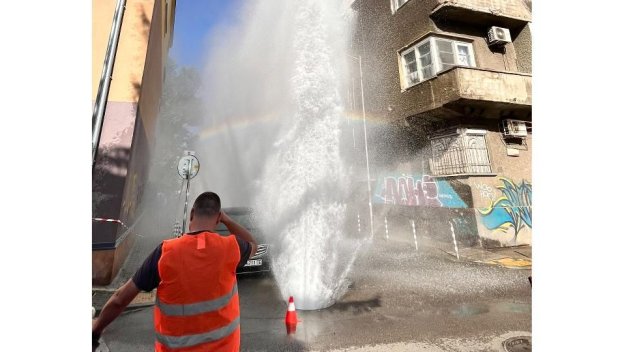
[192,192,221,217]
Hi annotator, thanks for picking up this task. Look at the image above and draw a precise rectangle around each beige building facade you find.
[92,0,176,285]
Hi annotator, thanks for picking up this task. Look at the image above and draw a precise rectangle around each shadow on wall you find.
[93,146,131,221]
[139,3,151,41]
[131,81,142,103]
[433,20,487,40]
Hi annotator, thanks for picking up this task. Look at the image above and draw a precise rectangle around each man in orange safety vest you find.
[92,191,257,351]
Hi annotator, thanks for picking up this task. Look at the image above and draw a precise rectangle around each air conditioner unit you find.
[488,26,512,46]
[503,120,528,138]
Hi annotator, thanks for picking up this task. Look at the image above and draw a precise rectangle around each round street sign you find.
[177,155,200,179]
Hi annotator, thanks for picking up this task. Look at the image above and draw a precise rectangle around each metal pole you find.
[92,0,127,165]
[181,159,192,233]
[358,56,374,238]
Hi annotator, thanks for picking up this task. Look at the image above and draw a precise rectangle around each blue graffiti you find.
[479,178,532,239]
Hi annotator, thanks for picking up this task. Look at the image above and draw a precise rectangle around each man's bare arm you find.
[220,211,258,257]
[92,279,140,336]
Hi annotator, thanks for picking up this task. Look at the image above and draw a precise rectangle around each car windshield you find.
[215,210,256,231]
[229,213,254,228]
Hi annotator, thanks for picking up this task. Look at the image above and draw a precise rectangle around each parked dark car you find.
[215,207,270,274]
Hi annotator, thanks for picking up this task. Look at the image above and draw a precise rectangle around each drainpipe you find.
[92,0,127,166]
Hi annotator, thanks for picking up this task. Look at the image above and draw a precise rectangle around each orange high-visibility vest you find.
[154,232,241,352]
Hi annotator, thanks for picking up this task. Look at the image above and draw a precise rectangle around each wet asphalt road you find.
[99,236,531,352]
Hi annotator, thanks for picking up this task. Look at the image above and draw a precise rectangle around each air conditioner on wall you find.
[487,26,512,46]
[502,120,528,138]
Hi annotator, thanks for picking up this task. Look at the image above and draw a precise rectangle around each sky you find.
[169,0,244,68]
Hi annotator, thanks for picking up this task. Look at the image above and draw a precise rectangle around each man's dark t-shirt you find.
[132,232,252,292]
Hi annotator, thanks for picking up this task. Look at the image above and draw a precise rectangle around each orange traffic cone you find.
[285,296,298,334]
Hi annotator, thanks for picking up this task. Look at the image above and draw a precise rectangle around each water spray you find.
[92,217,143,239]
[384,216,389,240]
[175,151,200,236]
[411,219,418,251]
[209,1,363,310]
[347,54,374,241]
[449,221,460,260]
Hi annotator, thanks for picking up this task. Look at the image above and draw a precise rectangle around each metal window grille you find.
[430,131,492,176]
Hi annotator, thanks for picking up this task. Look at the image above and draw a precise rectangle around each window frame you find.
[399,36,476,90]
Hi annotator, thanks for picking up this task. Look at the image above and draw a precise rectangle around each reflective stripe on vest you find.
[156,317,240,349]
[155,283,238,316]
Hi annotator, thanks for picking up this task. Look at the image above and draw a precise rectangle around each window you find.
[400,37,475,88]
[429,129,492,176]
[392,0,410,12]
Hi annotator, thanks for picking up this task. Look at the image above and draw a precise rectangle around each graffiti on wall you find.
[478,178,532,240]
[474,182,496,200]
[373,174,467,208]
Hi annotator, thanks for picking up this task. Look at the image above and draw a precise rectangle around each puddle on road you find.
[451,302,530,318]
[496,302,531,314]
[451,303,490,317]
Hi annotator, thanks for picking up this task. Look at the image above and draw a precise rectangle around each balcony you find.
[430,0,531,31]
[403,67,531,121]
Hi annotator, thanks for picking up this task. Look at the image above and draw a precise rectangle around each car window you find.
[215,211,255,232]
[214,209,266,243]
[230,214,254,228]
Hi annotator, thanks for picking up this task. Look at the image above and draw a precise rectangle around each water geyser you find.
[199,0,364,310]
[254,0,360,310]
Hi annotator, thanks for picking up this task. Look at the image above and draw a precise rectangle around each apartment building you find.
[349,0,532,247]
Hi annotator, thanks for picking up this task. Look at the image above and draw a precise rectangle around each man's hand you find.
[219,210,233,225]
[219,210,258,257]
[92,280,140,339]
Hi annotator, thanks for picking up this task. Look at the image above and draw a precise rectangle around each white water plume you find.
[198,0,363,310]
[254,0,358,310]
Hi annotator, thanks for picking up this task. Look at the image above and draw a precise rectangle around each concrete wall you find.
[137,0,164,145]
[432,0,531,22]
[365,148,481,248]
[365,122,531,247]
[466,129,532,246]
[512,23,532,73]
[92,232,136,286]
[93,0,151,102]
[93,0,154,243]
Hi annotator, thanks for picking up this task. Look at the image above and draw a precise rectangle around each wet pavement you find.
[95,234,531,351]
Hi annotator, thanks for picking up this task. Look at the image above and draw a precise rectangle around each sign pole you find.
[175,151,200,236]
